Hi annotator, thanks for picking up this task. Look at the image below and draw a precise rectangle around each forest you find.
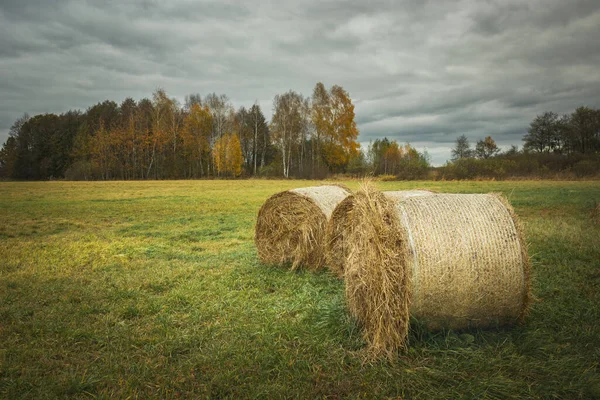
[0,83,362,180]
[440,107,600,180]
[0,85,598,180]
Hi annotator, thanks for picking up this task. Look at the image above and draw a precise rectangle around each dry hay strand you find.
[345,184,531,358]
[255,185,351,270]
[345,187,411,358]
[326,190,434,278]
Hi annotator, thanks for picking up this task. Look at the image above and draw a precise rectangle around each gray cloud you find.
[1,0,599,165]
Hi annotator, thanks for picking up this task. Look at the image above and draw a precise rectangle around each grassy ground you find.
[1,180,599,399]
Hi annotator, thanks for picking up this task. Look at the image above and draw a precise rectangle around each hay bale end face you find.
[345,185,531,357]
[326,190,434,277]
[255,185,351,270]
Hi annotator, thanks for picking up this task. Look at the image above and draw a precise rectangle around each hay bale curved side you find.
[325,195,356,277]
[326,190,434,278]
[255,185,351,270]
[399,193,530,330]
[345,185,531,357]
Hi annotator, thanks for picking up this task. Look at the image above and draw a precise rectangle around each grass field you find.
[1,180,599,399]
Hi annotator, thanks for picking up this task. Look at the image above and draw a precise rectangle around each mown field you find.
[1,180,599,399]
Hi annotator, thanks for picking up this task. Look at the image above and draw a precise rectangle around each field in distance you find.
[1,180,599,399]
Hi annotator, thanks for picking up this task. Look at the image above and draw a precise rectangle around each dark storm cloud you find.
[1,0,599,165]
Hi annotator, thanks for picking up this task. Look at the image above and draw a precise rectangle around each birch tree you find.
[270,91,306,178]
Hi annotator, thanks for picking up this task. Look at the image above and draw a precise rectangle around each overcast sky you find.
[1,0,599,165]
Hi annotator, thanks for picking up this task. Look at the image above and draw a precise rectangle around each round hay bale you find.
[325,190,434,277]
[345,185,531,357]
[255,185,351,270]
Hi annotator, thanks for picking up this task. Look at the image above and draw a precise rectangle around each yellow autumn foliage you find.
[213,133,244,177]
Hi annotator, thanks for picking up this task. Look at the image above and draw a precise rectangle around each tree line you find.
[443,106,600,179]
[1,91,597,180]
[362,139,430,179]
[0,83,360,180]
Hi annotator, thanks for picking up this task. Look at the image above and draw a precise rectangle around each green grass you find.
[1,180,599,399]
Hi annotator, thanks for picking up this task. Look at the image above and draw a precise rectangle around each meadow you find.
[1,180,599,399]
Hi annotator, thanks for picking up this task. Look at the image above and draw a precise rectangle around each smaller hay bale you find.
[325,190,434,277]
[255,185,351,270]
[345,184,531,358]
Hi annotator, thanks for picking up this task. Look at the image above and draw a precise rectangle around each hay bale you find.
[345,184,531,357]
[326,190,434,277]
[255,185,351,270]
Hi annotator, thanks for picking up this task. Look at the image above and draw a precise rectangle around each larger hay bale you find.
[326,190,434,277]
[255,185,351,270]
[345,185,531,357]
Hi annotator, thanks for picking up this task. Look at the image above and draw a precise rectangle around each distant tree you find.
[324,85,360,171]
[566,106,600,154]
[367,137,391,175]
[227,133,244,177]
[212,134,226,176]
[70,125,93,170]
[136,98,154,178]
[248,103,269,173]
[212,133,243,177]
[9,113,30,138]
[54,110,84,177]
[205,93,234,175]
[181,103,212,177]
[17,113,63,179]
[451,135,473,160]
[91,121,112,180]
[205,93,233,142]
[366,138,429,178]
[310,83,360,172]
[397,143,430,180]
[346,150,368,176]
[119,98,137,126]
[234,106,253,174]
[271,90,306,178]
[311,82,330,168]
[147,88,175,178]
[383,141,401,175]
[475,136,500,159]
[0,114,29,178]
[524,111,561,153]
[0,136,17,178]
[85,100,120,134]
